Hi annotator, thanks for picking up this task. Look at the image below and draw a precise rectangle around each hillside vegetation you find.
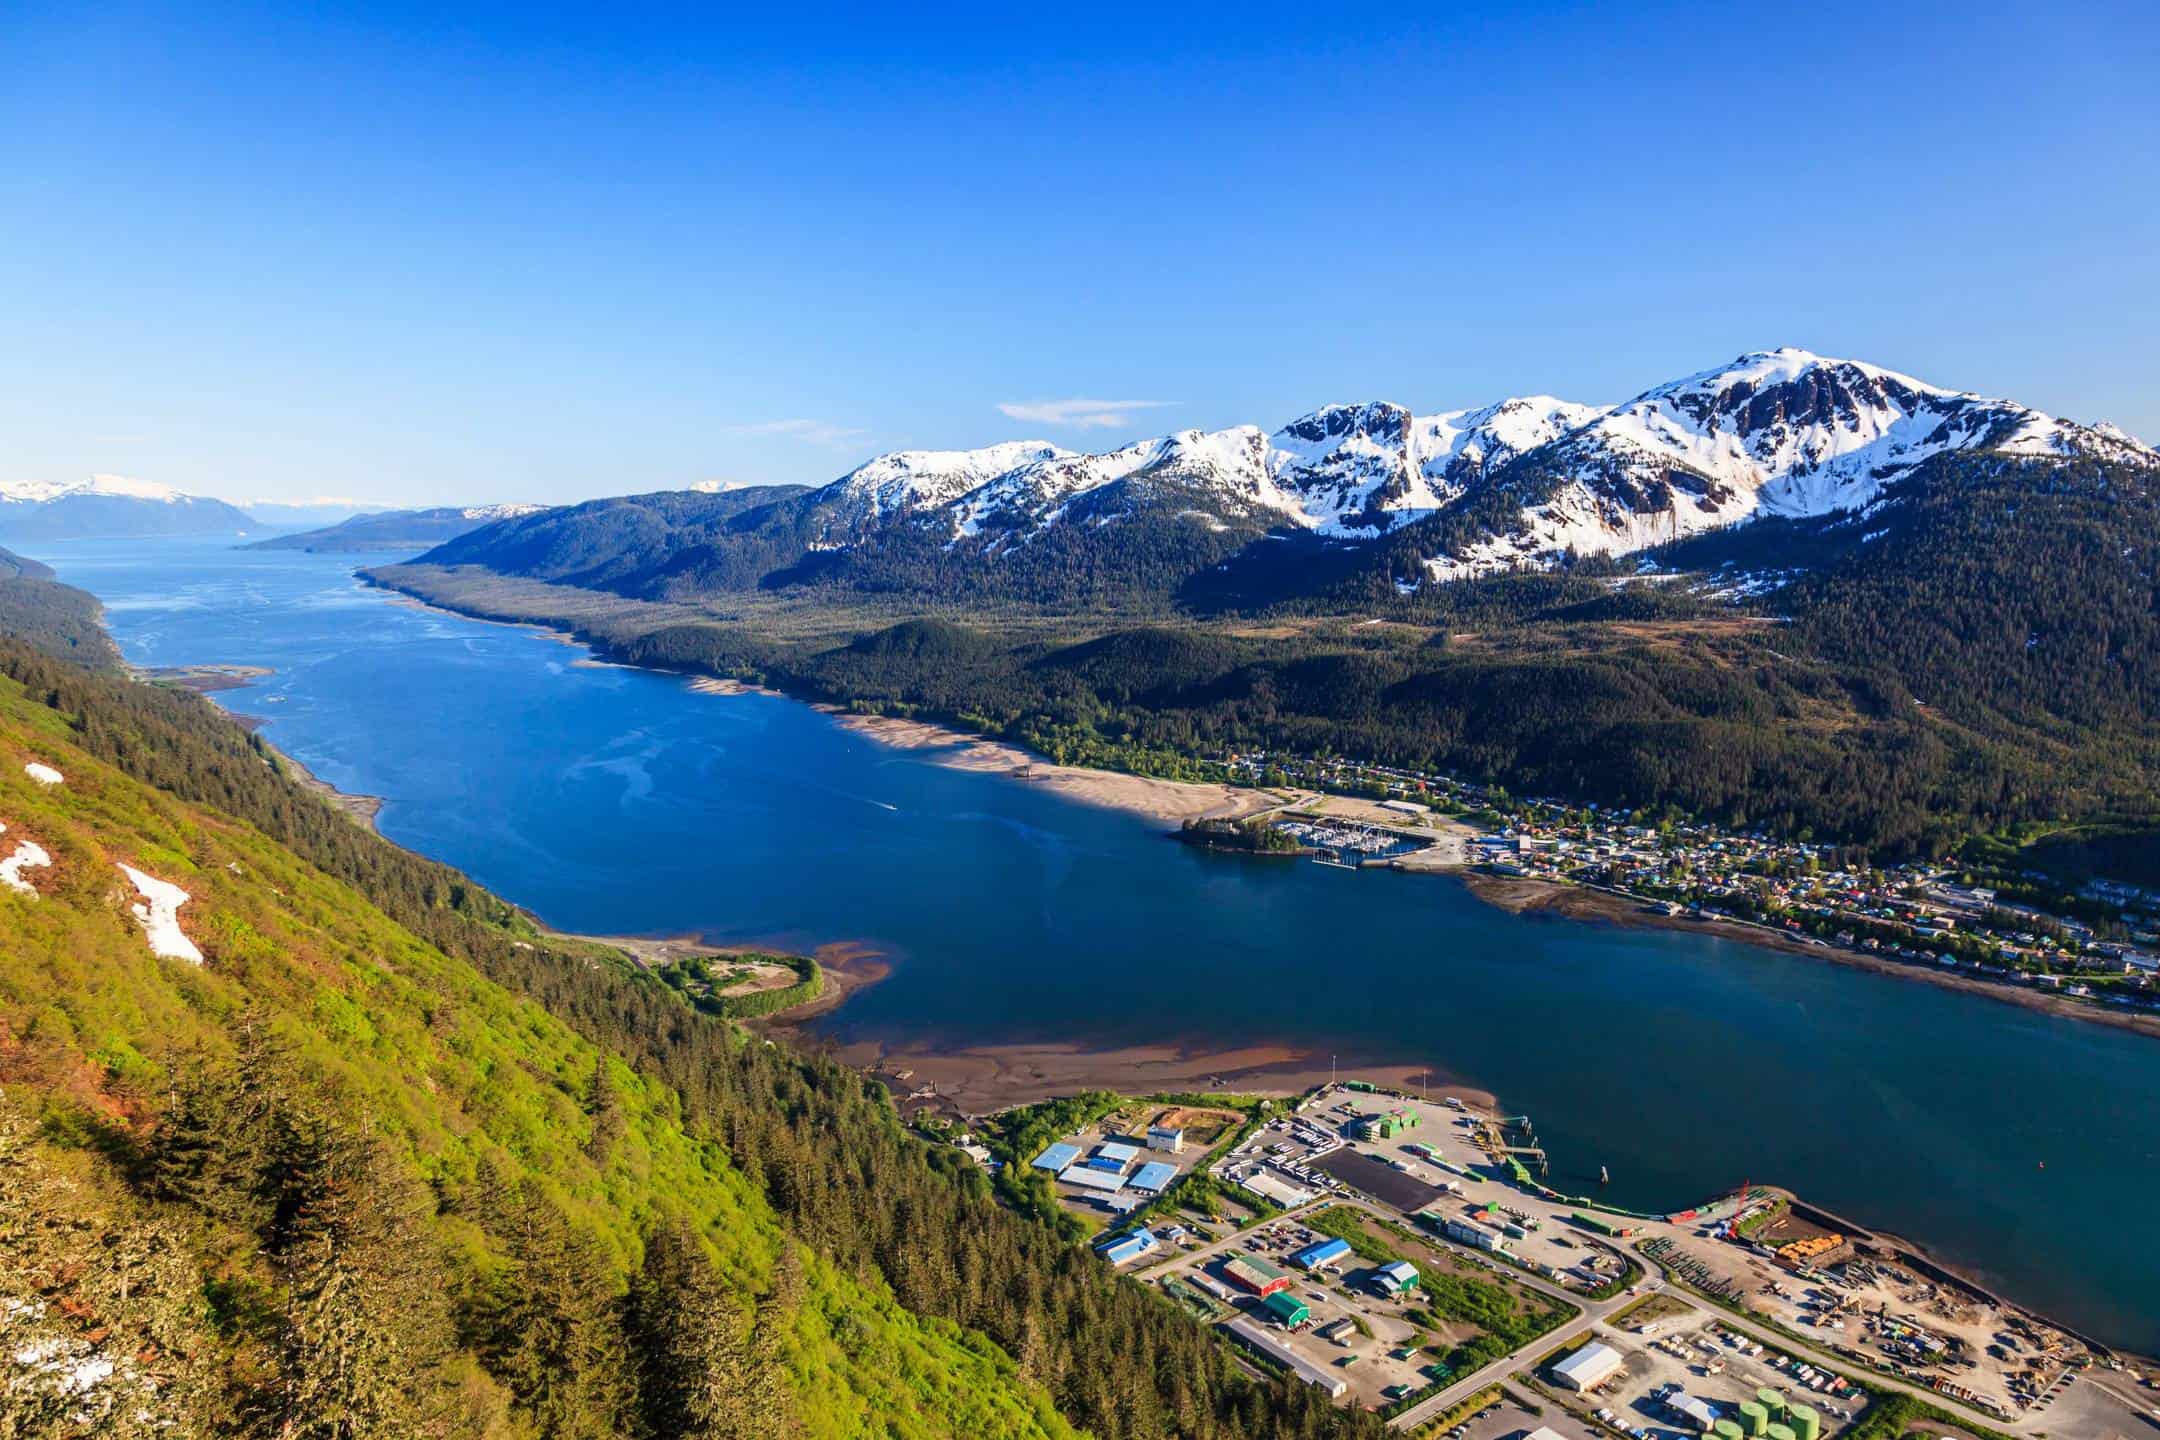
[0,607,1377,1439]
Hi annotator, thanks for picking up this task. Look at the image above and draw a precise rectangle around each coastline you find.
[369,566,2160,1042]
[823,710,1295,826]
[1465,871,2160,1039]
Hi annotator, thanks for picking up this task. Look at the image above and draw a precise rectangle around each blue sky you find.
[4,2,2156,506]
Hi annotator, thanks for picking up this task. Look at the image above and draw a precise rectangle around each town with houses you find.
[1202,750,2160,1026]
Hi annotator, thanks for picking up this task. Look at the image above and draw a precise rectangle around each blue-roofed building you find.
[1095,1141,1142,1167]
[1060,1164,1127,1194]
[1096,1228,1159,1267]
[1129,1161,1177,1194]
[1031,1141,1081,1171]
[1293,1236,1353,1272]
[1082,1155,1127,1174]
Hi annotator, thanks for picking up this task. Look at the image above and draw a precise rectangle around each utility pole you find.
[1330,1054,1336,1091]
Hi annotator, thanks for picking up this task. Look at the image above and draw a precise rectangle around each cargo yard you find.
[988,1079,2156,1436]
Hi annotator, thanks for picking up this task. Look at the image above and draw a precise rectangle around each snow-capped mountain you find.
[414,348,2157,610]
[763,348,2151,579]
[0,475,263,541]
[1426,349,2155,577]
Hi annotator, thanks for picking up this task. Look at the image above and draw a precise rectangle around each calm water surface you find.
[30,538,2160,1354]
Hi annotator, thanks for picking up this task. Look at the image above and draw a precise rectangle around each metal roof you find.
[1059,1164,1127,1193]
[1129,1161,1177,1193]
[1031,1141,1080,1171]
[1095,1141,1141,1165]
[1293,1237,1353,1268]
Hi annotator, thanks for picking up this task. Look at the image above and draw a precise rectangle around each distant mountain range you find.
[248,503,549,553]
[416,348,2155,608]
[0,474,263,542]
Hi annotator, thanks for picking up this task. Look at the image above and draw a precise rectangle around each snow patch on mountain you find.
[117,863,203,964]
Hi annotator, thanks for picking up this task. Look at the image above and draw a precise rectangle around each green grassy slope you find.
[0,667,1078,1438]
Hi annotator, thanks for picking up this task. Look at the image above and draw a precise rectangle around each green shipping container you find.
[1786,1404,1819,1440]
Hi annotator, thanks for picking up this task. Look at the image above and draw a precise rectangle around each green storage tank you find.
[1714,1422,1745,1440]
[1765,1423,1796,1440]
[1737,1400,1769,1437]
[1786,1404,1819,1440]
[1756,1387,1786,1418]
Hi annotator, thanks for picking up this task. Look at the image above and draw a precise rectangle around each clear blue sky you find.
[5,2,2155,506]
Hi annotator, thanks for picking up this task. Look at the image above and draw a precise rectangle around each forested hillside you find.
[0,629,1378,1438]
[0,552,120,667]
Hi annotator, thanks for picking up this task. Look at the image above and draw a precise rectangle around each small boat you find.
[1600,1164,1611,1184]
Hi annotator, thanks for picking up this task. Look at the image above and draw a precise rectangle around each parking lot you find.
[1543,1308,1862,1439]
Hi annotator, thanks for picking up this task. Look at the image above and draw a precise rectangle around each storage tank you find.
[1765,1424,1796,1440]
[1786,1403,1820,1440]
[1714,1421,1745,1440]
[1738,1400,1769,1437]
[1756,1387,1787,1418]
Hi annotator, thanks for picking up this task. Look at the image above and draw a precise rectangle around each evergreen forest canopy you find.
[379,452,2160,859]
[0,573,1380,1438]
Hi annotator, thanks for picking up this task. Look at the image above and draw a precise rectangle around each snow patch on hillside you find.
[23,762,63,786]
[117,863,203,963]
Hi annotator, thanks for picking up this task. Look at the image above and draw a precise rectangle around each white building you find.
[1551,1340,1624,1392]
[1147,1125,1186,1153]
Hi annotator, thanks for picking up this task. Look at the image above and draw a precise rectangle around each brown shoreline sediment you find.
[1463,871,2160,1039]
[826,710,1295,826]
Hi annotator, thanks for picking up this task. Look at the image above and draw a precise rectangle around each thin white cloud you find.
[724,418,867,449]
[996,398,1178,430]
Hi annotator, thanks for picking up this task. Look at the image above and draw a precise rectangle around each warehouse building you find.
[1059,1164,1127,1195]
[1292,1237,1353,1272]
[1239,1171,1315,1209]
[1669,1391,1718,1431]
[1551,1339,1624,1392]
[1129,1161,1177,1194]
[1031,1142,1080,1171]
[1147,1125,1186,1153]
[1220,1254,1293,1298]
[1372,1260,1420,1296]
[1222,1317,1347,1399]
[1262,1291,1312,1329]
[1095,1141,1141,1168]
[1096,1229,1159,1267]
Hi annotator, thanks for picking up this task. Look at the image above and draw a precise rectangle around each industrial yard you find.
[990,1080,2154,1436]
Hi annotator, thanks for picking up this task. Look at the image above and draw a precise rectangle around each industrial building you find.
[1096,1228,1159,1267]
[1292,1237,1353,1272]
[1371,1260,1419,1296]
[1239,1171,1315,1209]
[1147,1125,1186,1153]
[1031,1142,1080,1171]
[1551,1339,1624,1391]
[1222,1317,1347,1398]
[1128,1161,1177,1194]
[1220,1254,1293,1298]
[1443,1214,1509,1252]
[1261,1291,1312,1329]
[1669,1390,1719,1431]
[1095,1141,1141,1168]
[1059,1164,1126,1195]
